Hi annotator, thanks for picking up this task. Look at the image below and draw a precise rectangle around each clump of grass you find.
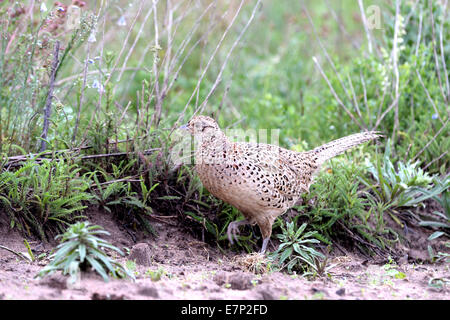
[361,143,449,240]
[89,158,162,235]
[414,177,449,240]
[36,221,134,284]
[299,159,395,255]
[428,241,450,264]
[361,142,435,209]
[0,156,92,240]
[145,267,165,282]
[233,253,271,274]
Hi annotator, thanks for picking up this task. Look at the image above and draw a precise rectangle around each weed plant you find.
[36,221,134,284]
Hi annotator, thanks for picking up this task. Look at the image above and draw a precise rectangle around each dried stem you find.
[429,1,447,103]
[391,0,401,143]
[423,151,448,170]
[438,0,449,103]
[325,0,360,50]
[40,40,60,152]
[414,8,423,58]
[72,41,91,143]
[175,0,246,127]
[104,0,146,89]
[358,0,374,54]
[412,119,449,162]
[415,70,445,125]
[116,3,155,82]
[347,73,367,130]
[303,4,353,104]
[150,0,162,128]
[196,0,262,115]
[312,56,365,130]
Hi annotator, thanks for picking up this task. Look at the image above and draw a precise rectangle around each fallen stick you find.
[3,148,160,168]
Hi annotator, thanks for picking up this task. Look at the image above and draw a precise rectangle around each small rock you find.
[398,254,408,265]
[129,243,152,266]
[137,285,159,298]
[91,293,127,300]
[408,249,429,262]
[310,287,328,296]
[336,288,345,296]
[213,271,254,290]
[42,275,67,290]
[258,284,277,300]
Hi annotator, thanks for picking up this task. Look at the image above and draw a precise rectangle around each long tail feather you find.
[313,131,381,165]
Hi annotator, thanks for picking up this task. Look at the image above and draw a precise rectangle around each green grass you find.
[0,156,92,240]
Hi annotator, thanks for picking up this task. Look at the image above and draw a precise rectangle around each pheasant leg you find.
[260,237,270,254]
[227,219,250,245]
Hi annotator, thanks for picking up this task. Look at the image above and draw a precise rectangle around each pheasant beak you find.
[179,124,189,131]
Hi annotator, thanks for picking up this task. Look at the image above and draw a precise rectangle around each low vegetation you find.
[36,221,134,283]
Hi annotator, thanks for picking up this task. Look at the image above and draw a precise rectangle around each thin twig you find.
[3,139,140,162]
[360,71,371,128]
[161,0,174,105]
[358,0,374,54]
[325,0,360,50]
[150,0,162,128]
[0,245,31,262]
[166,1,216,91]
[423,151,448,170]
[166,20,219,95]
[429,1,446,103]
[412,119,449,162]
[404,0,421,25]
[175,0,246,128]
[347,73,367,130]
[103,0,146,89]
[5,148,161,168]
[303,4,353,104]
[312,56,365,130]
[414,8,423,58]
[116,3,155,82]
[438,0,449,103]
[79,148,159,160]
[196,0,262,115]
[40,40,60,152]
[72,41,91,143]
[390,0,401,143]
[415,70,445,125]
[121,0,197,101]
[374,96,400,130]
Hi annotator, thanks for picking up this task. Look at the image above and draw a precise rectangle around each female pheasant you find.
[183,115,379,253]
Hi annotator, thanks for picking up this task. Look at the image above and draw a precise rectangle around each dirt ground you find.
[0,209,448,300]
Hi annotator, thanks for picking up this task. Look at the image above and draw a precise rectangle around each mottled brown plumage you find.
[184,115,380,253]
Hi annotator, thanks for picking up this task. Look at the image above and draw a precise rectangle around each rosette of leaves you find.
[362,142,435,209]
[270,220,325,274]
[36,221,134,283]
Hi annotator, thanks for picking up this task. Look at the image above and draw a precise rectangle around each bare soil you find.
[0,209,448,300]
